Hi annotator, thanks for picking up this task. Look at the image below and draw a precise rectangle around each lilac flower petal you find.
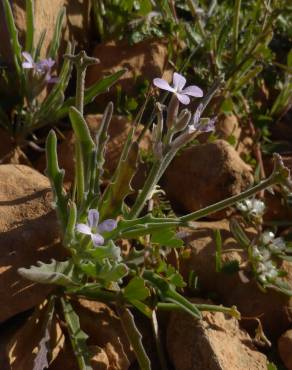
[181,85,203,97]
[153,78,174,92]
[176,93,190,105]
[193,103,204,126]
[91,233,104,247]
[98,219,117,233]
[22,62,34,69]
[173,72,186,91]
[76,223,92,235]
[46,76,59,84]
[88,209,99,229]
[22,52,34,64]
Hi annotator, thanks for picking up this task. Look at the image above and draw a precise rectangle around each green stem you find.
[180,175,275,223]
[76,68,85,115]
[157,302,240,318]
[128,160,162,219]
[186,0,206,39]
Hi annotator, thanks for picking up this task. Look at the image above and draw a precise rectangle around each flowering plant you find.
[18,50,292,369]
[0,0,124,149]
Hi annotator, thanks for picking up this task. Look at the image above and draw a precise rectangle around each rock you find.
[179,220,292,338]
[50,342,110,370]
[86,38,171,102]
[216,114,241,145]
[6,300,65,370]
[198,114,241,146]
[72,299,134,370]
[35,114,151,185]
[163,140,253,217]
[0,164,64,323]
[0,0,91,64]
[278,329,292,370]
[167,308,268,370]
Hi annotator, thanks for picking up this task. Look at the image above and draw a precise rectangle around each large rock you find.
[163,140,253,217]
[278,329,292,370]
[86,38,171,102]
[179,220,292,338]
[167,309,268,370]
[0,164,64,322]
[0,0,91,64]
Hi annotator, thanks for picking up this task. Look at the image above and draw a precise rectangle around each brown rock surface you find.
[0,164,64,323]
[72,299,134,370]
[163,140,253,217]
[179,220,292,338]
[0,0,91,63]
[167,309,268,370]
[36,114,151,184]
[86,38,171,101]
[6,301,65,370]
[278,329,292,370]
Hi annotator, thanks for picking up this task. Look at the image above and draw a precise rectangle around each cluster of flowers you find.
[22,52,58,83]
[153,72,216,133]
[236,198,265,221]
[252,231,286,283]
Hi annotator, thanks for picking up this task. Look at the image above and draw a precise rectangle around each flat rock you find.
[163,140,253,218]
[0,164,64,323]
[167,308,268,370]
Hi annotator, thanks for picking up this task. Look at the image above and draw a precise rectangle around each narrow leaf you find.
[48,7,66,59]
[61,298,92,370]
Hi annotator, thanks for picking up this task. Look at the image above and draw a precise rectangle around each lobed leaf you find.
[18,260,78,287]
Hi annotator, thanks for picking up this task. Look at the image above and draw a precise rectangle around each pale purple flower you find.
[188,103,216,133]
[22,52,58,83]
[153,72,203,105]
[76,209,117,247]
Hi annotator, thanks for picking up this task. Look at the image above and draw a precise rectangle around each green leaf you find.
[69,107,95,201]
[55,70,126,120]
[25,0,34,53]
[117,307,151,370]
[98,138,138,220]
[266,279,292,297]
[61,298,92,370]
[48,7,66,59]
[2,0,23,78]
[90,240,122,261]
[151,228,184,248]
[34,42,74,128]
[143,271,201,319]
[45,130,68,229]
[34,29,46,60]
[229,219,250,248]
[18,260,78,287]
[124,276,150,301]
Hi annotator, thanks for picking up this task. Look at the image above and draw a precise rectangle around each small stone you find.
[278,329,292,370]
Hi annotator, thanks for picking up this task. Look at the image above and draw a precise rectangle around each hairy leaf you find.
[18,260,78,287]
